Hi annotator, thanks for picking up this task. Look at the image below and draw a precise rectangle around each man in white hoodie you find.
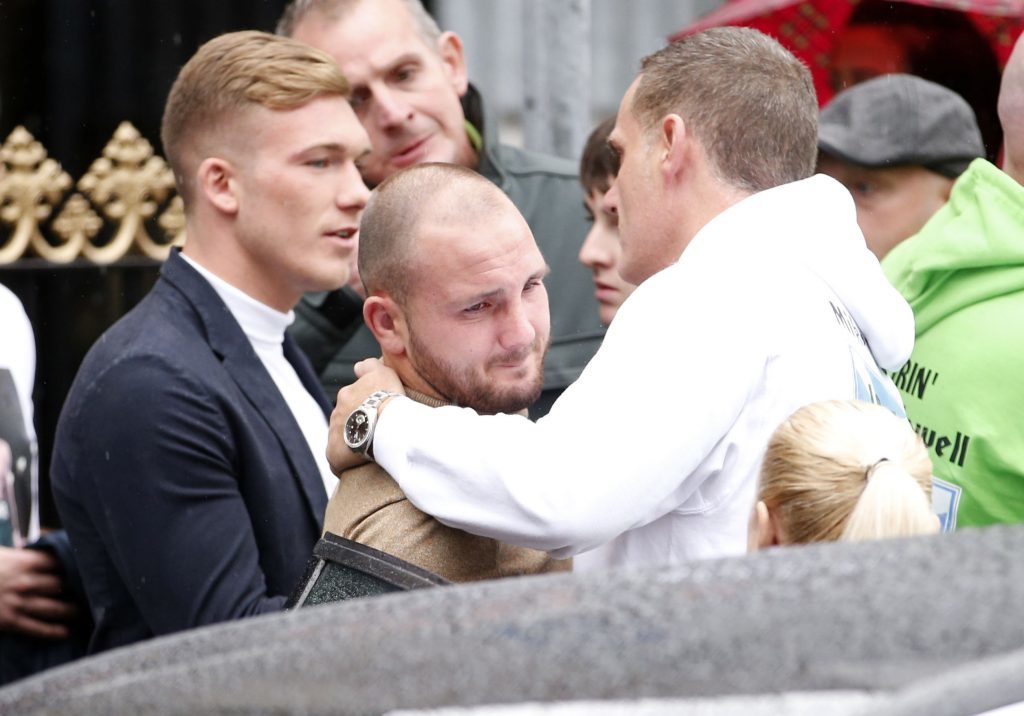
[327,27,915,569]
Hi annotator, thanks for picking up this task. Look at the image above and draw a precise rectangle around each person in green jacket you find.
[882,36,1024,530]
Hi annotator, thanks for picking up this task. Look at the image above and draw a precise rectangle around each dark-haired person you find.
[577,117,636,327]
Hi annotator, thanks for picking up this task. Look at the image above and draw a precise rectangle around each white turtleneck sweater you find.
[181,255,335,497]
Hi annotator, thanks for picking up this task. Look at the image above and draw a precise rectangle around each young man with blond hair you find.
[51,30,371,652]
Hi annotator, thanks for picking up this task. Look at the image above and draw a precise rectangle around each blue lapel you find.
[159,250,328,524]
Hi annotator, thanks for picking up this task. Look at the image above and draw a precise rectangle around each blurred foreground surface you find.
[1,525,1023,715]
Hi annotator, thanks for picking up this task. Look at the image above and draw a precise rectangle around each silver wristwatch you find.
[343,390,401,459]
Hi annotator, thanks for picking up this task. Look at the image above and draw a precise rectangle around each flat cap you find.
[818,74,984,178]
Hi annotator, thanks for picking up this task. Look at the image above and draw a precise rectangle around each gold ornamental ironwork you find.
[0,127,73,263]
[0,122,186,265]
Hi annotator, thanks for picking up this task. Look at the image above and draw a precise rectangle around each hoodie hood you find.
[883,159,1024,335]
[696,174,916,370]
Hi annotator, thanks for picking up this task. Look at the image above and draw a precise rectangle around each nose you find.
[499,299,538,353]
[579,224,610,270]
[370,84,414,130]
[337,163,371,213]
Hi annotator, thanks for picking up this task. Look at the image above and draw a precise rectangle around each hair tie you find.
[865,457,889,480]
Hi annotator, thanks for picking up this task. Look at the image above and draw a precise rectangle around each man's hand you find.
[327,358,405,475]
[0,546,78,640]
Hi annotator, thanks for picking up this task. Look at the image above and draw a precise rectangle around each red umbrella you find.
[672,0,1024,105]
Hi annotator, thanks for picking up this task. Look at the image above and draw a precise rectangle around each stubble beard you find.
[407,329,549,415]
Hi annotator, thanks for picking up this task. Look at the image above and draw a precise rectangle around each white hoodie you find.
[373,175,915,569]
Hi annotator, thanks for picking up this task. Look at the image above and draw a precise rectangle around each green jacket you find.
[288,86,604,417]
[883,159,1024,528]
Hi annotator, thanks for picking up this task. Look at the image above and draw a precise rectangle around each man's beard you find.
[407,329,548,415]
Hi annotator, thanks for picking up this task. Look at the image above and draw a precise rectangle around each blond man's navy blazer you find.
[52,249,330,653]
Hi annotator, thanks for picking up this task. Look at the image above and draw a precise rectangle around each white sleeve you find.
[373,265,766,557]
[0,285,36,435]
[0,284,38,541]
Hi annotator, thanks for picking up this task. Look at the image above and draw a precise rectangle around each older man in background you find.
[277,0,603,417]
[817,74,984,259]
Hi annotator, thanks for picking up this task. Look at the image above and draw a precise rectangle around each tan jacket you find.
[323,393,570,582]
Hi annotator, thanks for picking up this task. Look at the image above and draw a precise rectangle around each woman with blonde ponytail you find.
[749,400,940,551]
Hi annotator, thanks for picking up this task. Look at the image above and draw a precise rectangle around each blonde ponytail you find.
[758,400,938,546]
[840,459,938,542]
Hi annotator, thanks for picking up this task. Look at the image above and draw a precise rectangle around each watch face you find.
[344,409,371,448]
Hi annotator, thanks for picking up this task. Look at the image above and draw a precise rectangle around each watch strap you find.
[362,390,401,460]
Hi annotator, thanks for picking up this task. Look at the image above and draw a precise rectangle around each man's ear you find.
[939,176,955,202]
[660,114,688,184]
[197,157,239,215]
[364,295,408,357]
[437,31,469,98]
[754,500,784,550]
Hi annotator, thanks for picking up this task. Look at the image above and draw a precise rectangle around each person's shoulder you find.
[68,289,220,411]
[0,283,30,331]
[86,288,199,364]
[339,462,405,500]
[491,141,579,181]
[0,283,24,314]
[325,463,416,541]
[0,284,32,351]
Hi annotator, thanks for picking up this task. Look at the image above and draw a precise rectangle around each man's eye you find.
[851,181,875,196]
[349,92,368,112]
[464,302,488,314]
[582,201,595,223]
[307,158,330,169]
[395,66,416,82]
[524,279,543,293]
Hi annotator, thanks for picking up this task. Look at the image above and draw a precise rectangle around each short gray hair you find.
[277,0,442,46]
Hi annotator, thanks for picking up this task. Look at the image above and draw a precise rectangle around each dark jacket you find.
[289,85,604,418]
[51,249,329,653]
